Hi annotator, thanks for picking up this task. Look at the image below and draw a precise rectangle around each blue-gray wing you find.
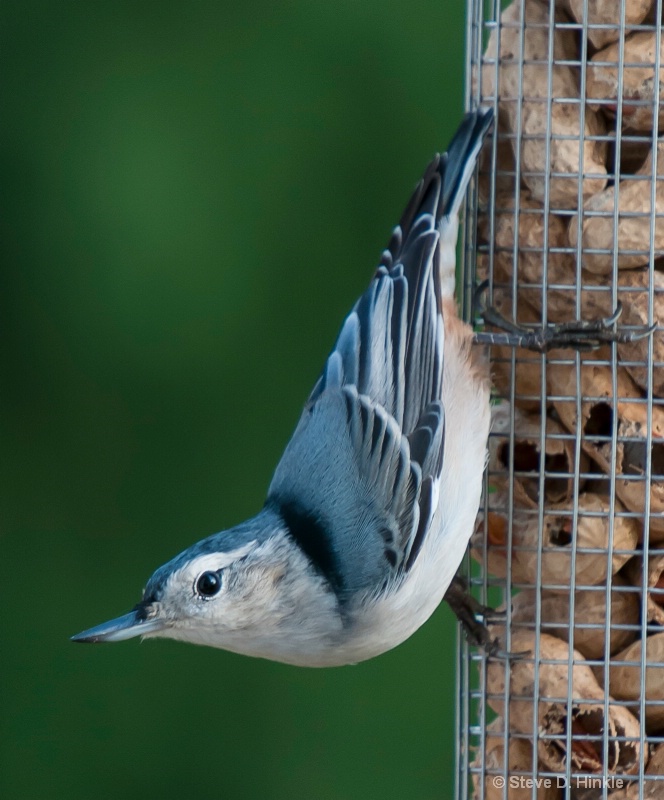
[267,110,493,601]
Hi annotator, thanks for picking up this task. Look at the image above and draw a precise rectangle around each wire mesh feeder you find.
[459,0,664,798]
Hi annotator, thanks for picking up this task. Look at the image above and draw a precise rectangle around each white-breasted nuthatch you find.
[72,109,647,666]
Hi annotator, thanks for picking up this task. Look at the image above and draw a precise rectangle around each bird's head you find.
[71,510,342,663]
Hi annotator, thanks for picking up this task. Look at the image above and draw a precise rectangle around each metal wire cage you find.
[459,0,664,798]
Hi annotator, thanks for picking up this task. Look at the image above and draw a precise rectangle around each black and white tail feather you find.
[267,109,494,605]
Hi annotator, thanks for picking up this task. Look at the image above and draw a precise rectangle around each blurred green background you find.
[2,2,467,798]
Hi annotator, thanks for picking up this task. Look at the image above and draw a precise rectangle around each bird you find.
[72,109,495,666]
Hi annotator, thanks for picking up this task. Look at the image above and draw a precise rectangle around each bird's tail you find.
[436,108,493,299]
[439,108,494,222]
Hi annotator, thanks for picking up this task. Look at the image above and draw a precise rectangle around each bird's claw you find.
[472,282,656,353]
[444,576,520,660]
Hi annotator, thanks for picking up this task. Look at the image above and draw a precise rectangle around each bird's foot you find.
[444,576,515,659]
[471,281,655,353]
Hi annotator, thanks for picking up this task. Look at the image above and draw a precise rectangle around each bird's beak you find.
[71,605,166,643]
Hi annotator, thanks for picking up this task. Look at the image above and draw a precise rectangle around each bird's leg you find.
[444,576,510,659]
[471,281,656,352]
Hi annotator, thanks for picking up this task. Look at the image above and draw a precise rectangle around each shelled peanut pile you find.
[468,0,664,797]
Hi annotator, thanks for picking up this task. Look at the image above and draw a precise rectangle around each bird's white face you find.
[72,539,292,647]
[144,543,264,643]
[139,535,348,663]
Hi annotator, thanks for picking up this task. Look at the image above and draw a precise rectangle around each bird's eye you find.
[195,570,222,598]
